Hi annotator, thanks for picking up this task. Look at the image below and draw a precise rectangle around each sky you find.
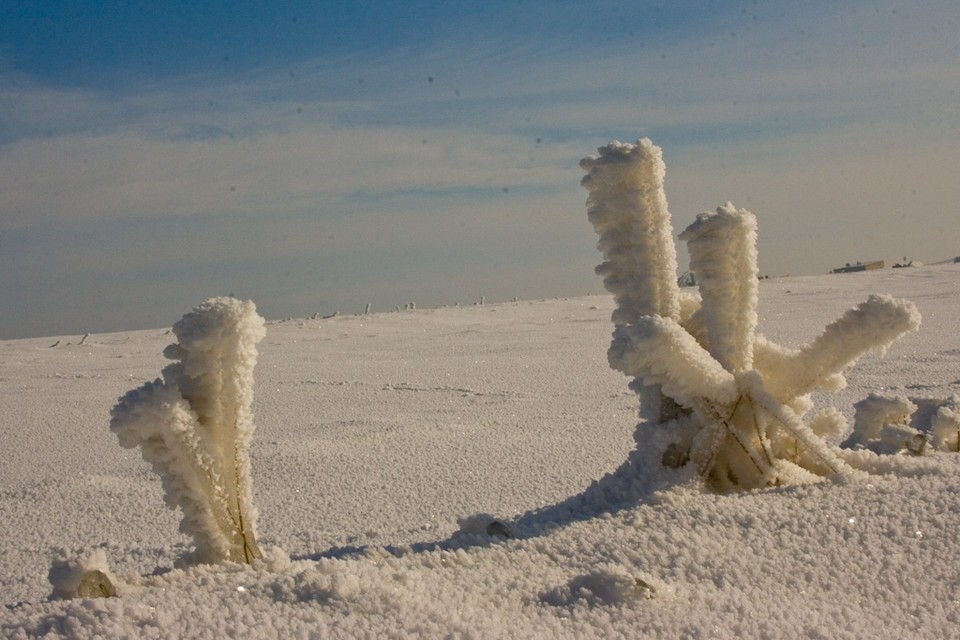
[1,0,959,339]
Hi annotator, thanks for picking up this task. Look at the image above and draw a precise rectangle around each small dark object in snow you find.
[486,520,511,539]
[634,577,657,598]
[76,570,117,598]
[661,442,689,468]
[906,433,927,455]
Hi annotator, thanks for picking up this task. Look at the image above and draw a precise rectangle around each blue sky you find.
[2,1,959,338]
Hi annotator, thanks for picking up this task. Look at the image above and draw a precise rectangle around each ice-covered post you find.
[580,138,680,324]
[580,139,683,422]
[111,297,266,564]
[679,203,758,373]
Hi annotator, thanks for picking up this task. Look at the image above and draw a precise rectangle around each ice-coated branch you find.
[610,317,737,408]
[580,138,685,422]
[742,372,851,478]
[111,297,266,564]
[760,294,921,401]
[580,138,680,325]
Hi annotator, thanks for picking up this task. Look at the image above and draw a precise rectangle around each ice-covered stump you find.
[583,138,921,491]
[111,297,266,564]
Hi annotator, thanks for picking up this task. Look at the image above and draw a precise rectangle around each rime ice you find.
[583,138,921,490]
[110,297,266,564]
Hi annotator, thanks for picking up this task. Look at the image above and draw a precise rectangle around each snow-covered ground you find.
[2,264,959,638]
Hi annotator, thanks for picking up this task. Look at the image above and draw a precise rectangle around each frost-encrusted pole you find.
[679,203,758,373]
[580,138,680,325]
[581,139,683,422]
[111,297,266,564]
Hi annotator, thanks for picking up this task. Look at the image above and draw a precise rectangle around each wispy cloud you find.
[0,126,581,229]
[1,0,959,337]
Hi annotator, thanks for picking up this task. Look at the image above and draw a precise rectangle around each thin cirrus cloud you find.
[0,126,578,228]
[1,0,959,338]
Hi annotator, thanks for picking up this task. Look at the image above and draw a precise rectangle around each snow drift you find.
[1,265,959,637]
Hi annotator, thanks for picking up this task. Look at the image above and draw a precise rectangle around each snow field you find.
[1,264,959,637]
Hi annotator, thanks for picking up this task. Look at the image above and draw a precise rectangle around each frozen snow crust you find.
[2,263,960,638]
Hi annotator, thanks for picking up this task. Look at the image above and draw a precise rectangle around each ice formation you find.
[580,139,690,424]
[110,297,266,563]
[582,138,921,490]
[48,548,118,600]
[846,392,960,454]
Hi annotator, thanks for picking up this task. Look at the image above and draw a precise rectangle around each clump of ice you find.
[846,392,960,454]
[541,564,672,608]
[48,548,118,600]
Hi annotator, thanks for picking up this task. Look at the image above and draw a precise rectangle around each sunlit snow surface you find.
[2,265,959,638]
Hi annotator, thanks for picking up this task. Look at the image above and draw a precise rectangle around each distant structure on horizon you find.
[830,260,884,274]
